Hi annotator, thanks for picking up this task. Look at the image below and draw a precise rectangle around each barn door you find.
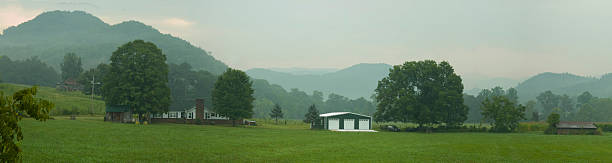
[328,118,339,130]
[359,119,370,130]
[344,119,355,130]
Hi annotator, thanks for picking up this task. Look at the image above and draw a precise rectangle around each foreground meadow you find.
[21,117,612,162]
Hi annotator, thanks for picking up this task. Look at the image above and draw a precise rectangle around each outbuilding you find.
[556,122,598,135]
[319,112,372,130]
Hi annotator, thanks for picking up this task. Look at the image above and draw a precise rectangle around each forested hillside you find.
[0,10,228,74]
[515,72,612,102]
[247,63,392,99]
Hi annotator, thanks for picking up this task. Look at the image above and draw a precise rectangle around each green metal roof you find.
[105,105,130,112]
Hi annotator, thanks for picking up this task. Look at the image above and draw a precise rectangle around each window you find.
[169,112,177,118]
[188,113,193,119]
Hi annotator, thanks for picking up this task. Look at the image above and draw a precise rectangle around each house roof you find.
[319,112,371,118]
[557,122,597,129]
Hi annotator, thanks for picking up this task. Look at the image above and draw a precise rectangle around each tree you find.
[102,40,171,121]
[536,91,560,118]
[545,113,560,134]
[464,94,482,123]
[60,53,83,81]
[78,63,110,95]
[481,96,526,132]
[212,68,254,126]
[0,56,59,87]
[269,103,283,124]
[506,88,519,105]
[575,98,612,122]
[374,60,467,128]
[524,100,537,121]
[577,91,595,109]
[304,104,320,123]
[558,94,574,120]
[1,86,54,162]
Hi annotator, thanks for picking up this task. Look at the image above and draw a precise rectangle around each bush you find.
[595,124,612,132]
[544,113,560,135]
[593,128,604,135]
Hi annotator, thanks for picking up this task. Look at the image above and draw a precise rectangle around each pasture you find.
[0,83,105,115]
[20,117,612,162]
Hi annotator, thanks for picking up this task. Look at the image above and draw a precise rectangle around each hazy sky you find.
[1,0,612,79]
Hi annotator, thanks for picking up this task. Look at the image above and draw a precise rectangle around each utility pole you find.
[90,69,101,116]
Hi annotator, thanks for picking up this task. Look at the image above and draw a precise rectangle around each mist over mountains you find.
[515,72,612,103]
[0,10,228,74]
[2,10,611,104]
[247,63,392,99]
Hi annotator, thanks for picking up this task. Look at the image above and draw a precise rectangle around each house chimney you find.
[196,99,204,120]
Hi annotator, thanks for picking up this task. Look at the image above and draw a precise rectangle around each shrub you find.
[595,124,612,132]
[594,128,604,135]
[544,113,560,135]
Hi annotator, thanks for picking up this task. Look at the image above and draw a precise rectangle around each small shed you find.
[556,122,597,135]
[104,105,132,123]
[319,112,372,130]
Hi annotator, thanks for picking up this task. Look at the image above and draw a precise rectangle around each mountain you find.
[515,72,612,103]
[461,74,522,95]
[247,63,392,99]
[0,10,228,74]
[267,67,338,75]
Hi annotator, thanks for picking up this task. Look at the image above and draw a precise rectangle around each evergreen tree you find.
[212,68,254,126]
[269,103,283,124]
[304,104,320,123]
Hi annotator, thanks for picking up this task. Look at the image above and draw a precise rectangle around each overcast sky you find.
[1,0,612,79]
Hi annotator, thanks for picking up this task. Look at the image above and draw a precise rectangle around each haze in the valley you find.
[3,0,612,95]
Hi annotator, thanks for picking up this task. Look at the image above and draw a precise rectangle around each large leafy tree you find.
[374,60,467,127]
[269,104,283,124]
[102,40,171,121]
[60,53,84,81]
[481,96,526,132]
[0,86,53,162]
[212,68,254,126]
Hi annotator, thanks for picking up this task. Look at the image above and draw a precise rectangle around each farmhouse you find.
[150,99,233,125]
[317,112,372,131]
[556,122,597,135]
[105,99,233,125]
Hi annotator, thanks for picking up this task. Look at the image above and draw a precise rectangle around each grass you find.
[0,83,105,115]
[20,117,612,162]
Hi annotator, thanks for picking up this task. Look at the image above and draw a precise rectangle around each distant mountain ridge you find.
[247,63,392,99]
[515,72,612,103]
[0,10,228,74]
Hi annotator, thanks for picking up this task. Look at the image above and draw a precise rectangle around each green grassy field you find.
[0,83,105,115]
[20,117,612,162]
